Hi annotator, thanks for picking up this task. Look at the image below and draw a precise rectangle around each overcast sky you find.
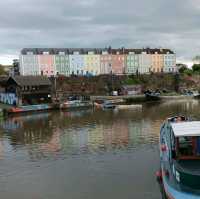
[0,0,199,65]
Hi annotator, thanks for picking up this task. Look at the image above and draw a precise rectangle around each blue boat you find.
[158,116,200,198]
[102,101,116,109]
[94,100,116,110]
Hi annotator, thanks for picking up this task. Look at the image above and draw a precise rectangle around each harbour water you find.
[0,99,199,199]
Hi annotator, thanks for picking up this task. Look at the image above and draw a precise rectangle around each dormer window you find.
[102,51,108,55]
[88,51,94,55]
[43,51,49,55]
[27,51,33,55]
[59,52,65,55]
[73,51,79,55]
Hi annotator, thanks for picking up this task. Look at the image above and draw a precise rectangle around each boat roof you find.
[171,121,200,137]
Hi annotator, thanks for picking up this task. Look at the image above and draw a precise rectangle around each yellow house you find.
[151,50,164,73]
[84,51,100,75]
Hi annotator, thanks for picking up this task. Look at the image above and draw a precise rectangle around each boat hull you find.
[145,93,161,101]
[7,104,52,114]
[161,172,200,199]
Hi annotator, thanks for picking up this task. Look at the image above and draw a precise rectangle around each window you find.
[178,137,194,156]
[102,51,108,55]
[73,51,79,55]
[27,51,33,55]
[59,52,65,55]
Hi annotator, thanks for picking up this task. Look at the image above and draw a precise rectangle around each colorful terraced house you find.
[20,48,177,76]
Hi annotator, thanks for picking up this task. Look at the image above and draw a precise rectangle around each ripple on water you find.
[0,100,199,199]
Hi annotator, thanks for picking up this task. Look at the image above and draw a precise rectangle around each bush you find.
[123,77,141,85]
[184,69,193,76]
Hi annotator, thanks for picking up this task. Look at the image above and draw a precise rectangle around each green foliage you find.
[179,66,187,73]
[0,65,7,75]
[184,69,193,76]
[192,64,200,73]
[122,76,141,85]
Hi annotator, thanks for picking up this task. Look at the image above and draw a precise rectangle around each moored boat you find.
[7,104,52,114]
[158,116,200,198]
[103,101,116,109]
[60,100,92,110]
[144,90,161,101]
[94,100,116,110]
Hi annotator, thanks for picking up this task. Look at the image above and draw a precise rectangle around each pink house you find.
[38,53,54,76]
[100,50,112,74]
[111,49,125,74]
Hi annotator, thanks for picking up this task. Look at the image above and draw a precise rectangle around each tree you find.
[184,69,193,76]
[179,65,187,74]
[174,73,180,92]
[0,65,7,75]
[192,64,200,73]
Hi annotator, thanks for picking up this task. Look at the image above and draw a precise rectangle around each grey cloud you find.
[0,0,199,64]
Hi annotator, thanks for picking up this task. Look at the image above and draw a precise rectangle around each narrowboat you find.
[158,116,200,198]
[7,104,52,114]
[60,100,92,110]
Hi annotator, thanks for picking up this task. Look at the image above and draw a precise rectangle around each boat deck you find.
[177,160,200,175]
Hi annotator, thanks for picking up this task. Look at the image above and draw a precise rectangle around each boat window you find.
[177,136,200,159]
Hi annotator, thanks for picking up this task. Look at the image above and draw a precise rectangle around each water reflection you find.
[0,99,199,160]
[0,111,158,160]
[0,99,199,199]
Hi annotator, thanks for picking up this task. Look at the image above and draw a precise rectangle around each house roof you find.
[0,76,9,84]
[171,121,200,137]
[10,76,51,86]
[21,48,175,55]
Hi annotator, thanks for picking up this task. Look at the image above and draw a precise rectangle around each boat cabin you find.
[171,121,200,160]
[161,118,200,190]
